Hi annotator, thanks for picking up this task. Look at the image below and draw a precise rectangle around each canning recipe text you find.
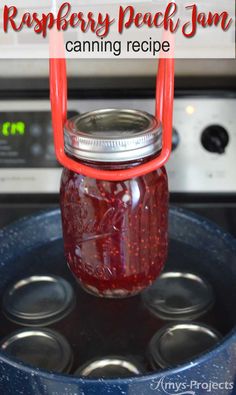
[65,38,170,56]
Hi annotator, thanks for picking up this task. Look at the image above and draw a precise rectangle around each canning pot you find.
[0,207,235,395]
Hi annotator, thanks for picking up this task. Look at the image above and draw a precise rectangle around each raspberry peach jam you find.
[60,109,168,298]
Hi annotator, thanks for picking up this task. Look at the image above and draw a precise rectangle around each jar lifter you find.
[49,30,174,181]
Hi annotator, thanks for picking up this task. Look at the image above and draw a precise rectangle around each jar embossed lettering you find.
[60,109,168,297]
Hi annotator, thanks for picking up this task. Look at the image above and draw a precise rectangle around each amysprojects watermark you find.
[150,376,234,394]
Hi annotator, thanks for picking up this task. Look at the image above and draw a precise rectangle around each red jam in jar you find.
[60,109,168,298]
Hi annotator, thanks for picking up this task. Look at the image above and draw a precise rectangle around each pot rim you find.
[0,329,235,385]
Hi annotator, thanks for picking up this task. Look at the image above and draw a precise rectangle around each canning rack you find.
[49,30,174,181]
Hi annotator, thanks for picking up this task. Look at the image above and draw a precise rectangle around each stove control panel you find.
[0,111,77,169]
[0,96,235,193]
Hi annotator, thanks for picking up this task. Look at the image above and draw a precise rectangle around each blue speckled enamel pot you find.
[0,207,235,395]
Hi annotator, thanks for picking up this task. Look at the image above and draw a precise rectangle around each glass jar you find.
[60,109,168,298]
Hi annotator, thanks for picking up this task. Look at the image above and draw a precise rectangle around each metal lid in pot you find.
[0,328,73,373]
[74,356,143,378]
[142,271,214,320]
[64,109,162,163]
[2,275,75,326]
[148,322,221,369]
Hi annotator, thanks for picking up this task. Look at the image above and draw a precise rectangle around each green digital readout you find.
[1,121,25,137]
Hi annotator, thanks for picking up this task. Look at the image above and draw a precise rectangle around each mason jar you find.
[60,109,168,298]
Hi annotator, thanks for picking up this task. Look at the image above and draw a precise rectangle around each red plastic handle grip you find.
[50,33,174,181]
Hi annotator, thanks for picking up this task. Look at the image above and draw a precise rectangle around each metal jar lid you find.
[0,328,73,373]
[64,109,162,162]
[74,356,143,378]
[142,272,214,320]
[148,322,221,369]
[2,275,75,326]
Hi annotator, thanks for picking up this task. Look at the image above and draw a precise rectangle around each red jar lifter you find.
[49,32,174,181]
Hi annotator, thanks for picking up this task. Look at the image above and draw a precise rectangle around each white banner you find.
[0,0,235,58]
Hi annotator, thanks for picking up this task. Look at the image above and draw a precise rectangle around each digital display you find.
[1,121,26,136]
[0,111,54,168]
[0,111,78,168]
